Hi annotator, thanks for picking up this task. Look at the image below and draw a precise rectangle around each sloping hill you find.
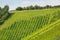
[0,8,60,40]
[23,19,60,40]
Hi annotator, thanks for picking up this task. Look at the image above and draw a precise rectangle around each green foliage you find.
[28,5,34,10]
[26,19,60,40]
[0,5,10,25]
[25,5,34,10]
[0,7,2,18]
[43,5,52,9]
[34,5,41,9]
[0,8,60,40]
[16,7,23,11]
[16,5,60,11]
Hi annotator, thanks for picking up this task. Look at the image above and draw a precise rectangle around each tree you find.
[53,5,60,8]
[0,7,1,10]
[25,6,29,10]
[1,5,9,16]
[28,5,34,10]
[0,5,11,25]
[44,5,52,9]
[3,5,9,13]
[16,7,23,11]
[24,5,34,10]
[34,5,41,9]
[0,7,2,18]
[1,5,9,20]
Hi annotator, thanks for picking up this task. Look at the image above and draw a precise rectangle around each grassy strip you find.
[22,19,60,40]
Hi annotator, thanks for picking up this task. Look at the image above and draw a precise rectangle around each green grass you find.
[0,8,60,40]
[23,19,60,40]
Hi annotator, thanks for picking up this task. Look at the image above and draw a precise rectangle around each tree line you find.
[0,5,11,25]
[16,5,60,11]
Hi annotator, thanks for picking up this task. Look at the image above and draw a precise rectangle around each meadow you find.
[0,8,60,40]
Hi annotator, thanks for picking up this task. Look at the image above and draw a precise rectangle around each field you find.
[0,8,60,40]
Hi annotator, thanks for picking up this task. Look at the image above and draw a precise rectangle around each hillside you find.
[0,8,60,40]
[23,19,60,40]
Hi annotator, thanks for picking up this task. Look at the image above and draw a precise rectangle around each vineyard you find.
[0,8,60,40]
